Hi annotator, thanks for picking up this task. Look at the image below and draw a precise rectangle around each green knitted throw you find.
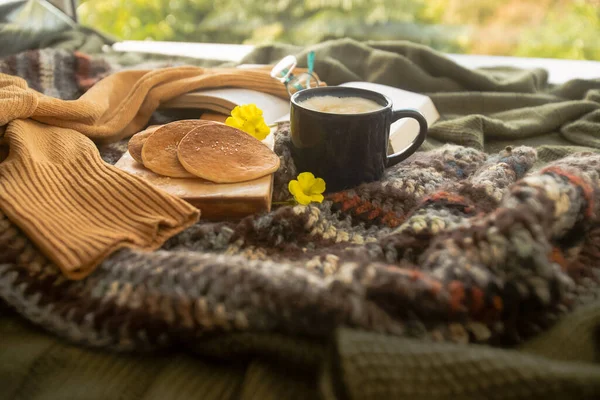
[2,41,600,400]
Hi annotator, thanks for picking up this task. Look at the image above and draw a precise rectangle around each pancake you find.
[128,125,161,164]
[177,124,279,183]
[141,120,212,178]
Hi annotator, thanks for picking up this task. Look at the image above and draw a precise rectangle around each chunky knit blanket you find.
[2,120,600,350]
[0,48,111,97]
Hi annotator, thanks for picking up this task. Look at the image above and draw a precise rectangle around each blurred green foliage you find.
[78,0,600,60]
[515,1,600,60]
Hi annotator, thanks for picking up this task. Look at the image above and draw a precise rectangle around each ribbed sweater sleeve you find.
[0,67,288,279]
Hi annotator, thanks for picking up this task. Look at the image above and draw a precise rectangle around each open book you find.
[161,88,290,125]
[339,82,440,151]
[160,81,439,152]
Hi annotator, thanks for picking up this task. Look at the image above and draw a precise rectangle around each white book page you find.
[340,82,440,151]
[189,88,290,125]
[274,112,291,123]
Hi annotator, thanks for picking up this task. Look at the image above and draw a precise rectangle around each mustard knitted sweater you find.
[0,67,287,279]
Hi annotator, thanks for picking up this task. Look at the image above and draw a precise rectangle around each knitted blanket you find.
[2,45,600,399]
[3,121,600,348]
[0,48,112,97]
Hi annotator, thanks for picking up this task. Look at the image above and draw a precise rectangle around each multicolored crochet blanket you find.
[0,48,111,97]
[2,124,600,350]
[1,48,599,352]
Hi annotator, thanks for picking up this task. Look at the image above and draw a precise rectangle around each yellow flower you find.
[225,103,270,140]
[288,172,326,205]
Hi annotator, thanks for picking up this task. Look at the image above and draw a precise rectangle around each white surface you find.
[340,81,440,151]
[446,53,600,84]
[112,40,600,84]
[112,41,255,63]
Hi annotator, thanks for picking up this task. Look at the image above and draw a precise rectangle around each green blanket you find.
[3,303,600,399]
[242,39,600,164]
[2,29,600,400]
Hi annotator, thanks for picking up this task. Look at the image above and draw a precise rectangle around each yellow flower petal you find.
[225,116,243,130]
[250,104,262,116]
[288,180,312,205]
[288,173,326,205]
[258,121,270,132]
[254,121,270,140]
[230,106,243,119]
[309,178,326,195]
[310,193,324,203]
[297,172,316,192]
[225,104,270,140]
[239,107,250,120]
[288,179,299,194]
[296,194,312,205]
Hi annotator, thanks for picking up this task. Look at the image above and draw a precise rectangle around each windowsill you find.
[112,40,600,85]
[446,54,600,85]
[112,41,255,63]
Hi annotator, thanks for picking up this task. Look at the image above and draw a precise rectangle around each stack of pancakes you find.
[128,120,280,183]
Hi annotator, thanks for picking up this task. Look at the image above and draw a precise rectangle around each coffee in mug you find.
[290,86,428,192]
[298,95,383,114]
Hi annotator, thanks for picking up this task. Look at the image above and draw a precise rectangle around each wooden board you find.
[114,133,275,220]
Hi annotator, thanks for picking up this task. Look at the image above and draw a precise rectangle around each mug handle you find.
[385,109,428,167]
